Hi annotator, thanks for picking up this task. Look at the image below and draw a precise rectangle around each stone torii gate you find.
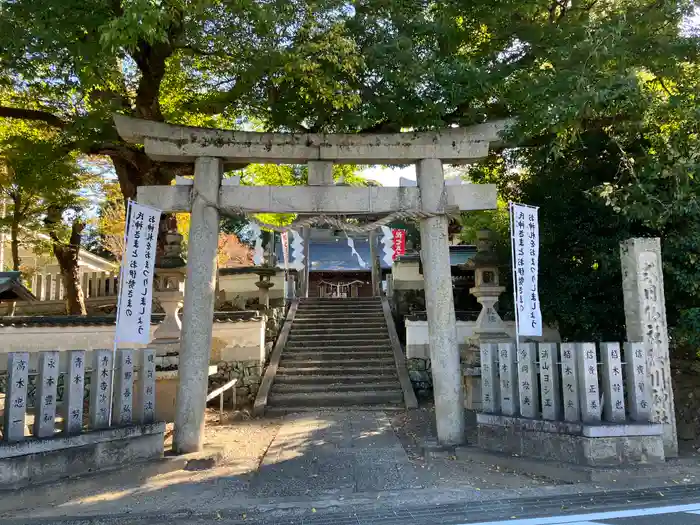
[114,115,507,453]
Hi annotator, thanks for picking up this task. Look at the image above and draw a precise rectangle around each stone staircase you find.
[266,297,407,413]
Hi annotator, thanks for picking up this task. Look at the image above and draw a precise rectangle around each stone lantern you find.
[466,229,509,341]
[462,229,509,410]
[152,220,186,357]
[254,267,276,310]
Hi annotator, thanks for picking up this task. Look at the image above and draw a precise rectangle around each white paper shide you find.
[510,203,542,337]
[115,202,161,344]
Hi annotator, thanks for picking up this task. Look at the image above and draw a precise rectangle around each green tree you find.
[0,124,94,314]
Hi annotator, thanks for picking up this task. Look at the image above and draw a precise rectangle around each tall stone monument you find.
[620,237,678,457]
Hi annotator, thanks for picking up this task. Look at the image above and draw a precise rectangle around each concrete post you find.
[625,342,652,423]
[137,348,157,424]
[113,348,134,425]
[480,343,500,413]
[63,350,85,434]
[173,156,223,454]
[416,158,465,445]
[3,352,29,442]
[34,351,59,438]
[517,343,539,419]
[600,342,626,423]
[498,342,519,416]
[538,343,561,421]
[369,229,380,296]
[560,343,581,422]
[577,342,601,423]
[89,349,113,429]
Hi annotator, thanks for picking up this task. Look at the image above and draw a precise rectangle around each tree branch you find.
[87,142,142,169]
[176,45,228,58]
[0,106,67,129]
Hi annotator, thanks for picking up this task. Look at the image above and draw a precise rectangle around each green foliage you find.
[1,0,700,350]
[0,119,94,274]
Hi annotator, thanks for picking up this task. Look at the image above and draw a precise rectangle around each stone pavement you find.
[2,408,700,524]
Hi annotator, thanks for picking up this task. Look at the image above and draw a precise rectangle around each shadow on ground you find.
[0,405,564,522]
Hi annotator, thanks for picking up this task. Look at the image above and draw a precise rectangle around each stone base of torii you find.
[114,114,508,453]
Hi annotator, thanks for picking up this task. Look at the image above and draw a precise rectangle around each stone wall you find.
[407,354,480,404]
[218,270,286,308]
[210,359,264,407]
[208,306,286,407]
[407,357,432,400]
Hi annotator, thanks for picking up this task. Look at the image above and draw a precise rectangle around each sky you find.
[359,165,415,186]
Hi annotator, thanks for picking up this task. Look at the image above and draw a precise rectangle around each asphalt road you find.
[7,483,700,525]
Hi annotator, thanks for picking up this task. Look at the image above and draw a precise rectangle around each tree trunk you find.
[10,217,20,271]
[50,219,87,315]
[8,215,21,316]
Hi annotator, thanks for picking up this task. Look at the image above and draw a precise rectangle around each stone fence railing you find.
[1,348,156,442]
[476,341,664,466]
[31,271,118,301]
[1,348,165,488]
[480,341,651,425]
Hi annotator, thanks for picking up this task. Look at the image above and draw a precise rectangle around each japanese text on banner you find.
[115,202,161,344]
[510,203,542,336]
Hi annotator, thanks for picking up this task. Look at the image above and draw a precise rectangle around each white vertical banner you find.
[510,203,542,337]
[280,231,290,270]
[250,223,264,265]
[289,229,305,271]
[380,226,394,266]
[115,202,161,344]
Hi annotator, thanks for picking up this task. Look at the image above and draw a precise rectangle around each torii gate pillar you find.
[173,157,223,454]
[417,159,465,445]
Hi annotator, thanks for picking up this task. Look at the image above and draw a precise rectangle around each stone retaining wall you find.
[208,306,285,407]
[210,359,264,406]
[407,358,432,400]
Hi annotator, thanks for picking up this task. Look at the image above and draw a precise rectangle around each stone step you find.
[284,345,393,354]
[286,338,391,348]
[289,327,388,336]
[265,404,405,416]
[295,309,383,316]
[268,390,404,407]
[287,332,390,342]
[292,319,386,327]
[300,297,380,300]
[295,310,384,317]
[273,373,395,384]
[297,305,383,312]
[271,381,401,394]
[282,350,393,360]
[293,315,385,322]
[277,365,396,376]
[279,357,396,367]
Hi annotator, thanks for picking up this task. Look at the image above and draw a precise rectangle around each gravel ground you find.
[389,403,552,490]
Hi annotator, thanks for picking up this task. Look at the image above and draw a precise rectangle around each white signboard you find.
[115,201,161,344]
[510,203,542,337]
